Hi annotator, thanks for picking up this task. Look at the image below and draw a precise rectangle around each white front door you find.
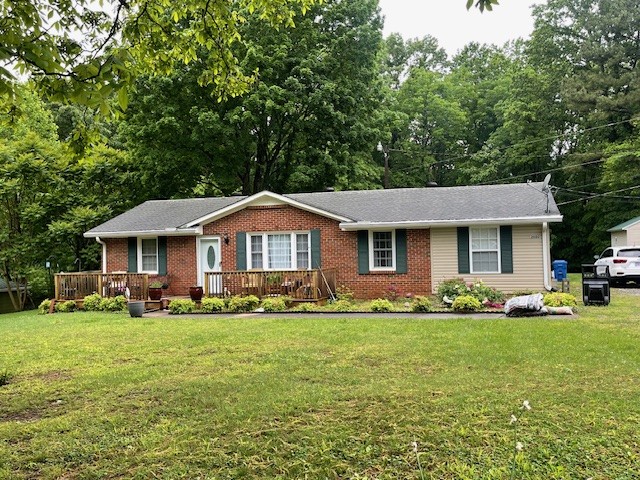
[199,238,222,294]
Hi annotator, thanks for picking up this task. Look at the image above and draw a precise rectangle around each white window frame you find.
[469,227,501,274]
[138,237,159,274]
[369,230,396,272]
[246,231,311,270]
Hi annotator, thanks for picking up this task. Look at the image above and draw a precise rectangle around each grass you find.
[0,274,639,479]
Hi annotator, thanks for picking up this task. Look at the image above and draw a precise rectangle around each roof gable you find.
[607,216,640,232]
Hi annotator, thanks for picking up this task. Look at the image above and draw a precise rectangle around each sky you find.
[378,1,543,55]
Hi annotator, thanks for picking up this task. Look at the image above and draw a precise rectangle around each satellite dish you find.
[542,173,551,192]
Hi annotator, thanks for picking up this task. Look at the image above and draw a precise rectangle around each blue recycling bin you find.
[552,260,568,281]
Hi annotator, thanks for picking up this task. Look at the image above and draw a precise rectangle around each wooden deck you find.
[54,269,336,303]
[203,269,336,301]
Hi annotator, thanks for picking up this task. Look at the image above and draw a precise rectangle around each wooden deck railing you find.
[203,269,337,300]
[54,273,149,300]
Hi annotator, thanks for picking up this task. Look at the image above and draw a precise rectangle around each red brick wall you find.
[103,204,432,299]
[203,205,432,299]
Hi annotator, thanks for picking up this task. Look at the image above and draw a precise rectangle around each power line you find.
[556,184,640,206]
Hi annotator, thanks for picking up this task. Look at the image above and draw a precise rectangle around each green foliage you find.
[99,296,127,312]
[451,295,482,313]
[25,267,50,305]
[261,297,287,312]
[83,293,103,312]
[411,296,433,313]
[55,300,77,313]
[370,298,394,312]
[437,278,505,304]
[228,295,260,313]
[329,299,353,312]
[543,292,578,308]
[335,284,355,302]
[149,281,164,289]
[292,302,316,312]
[168,299,196,314]
[38,299,51,315]
[437,278,471,302]
[200,297,225,313]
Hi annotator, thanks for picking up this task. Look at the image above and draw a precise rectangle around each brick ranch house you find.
[84,182,563,299]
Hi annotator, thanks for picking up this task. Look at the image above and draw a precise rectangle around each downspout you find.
[542,222,553,291]
[96,237,107,273]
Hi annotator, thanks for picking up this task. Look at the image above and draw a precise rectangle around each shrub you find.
[411,296,432,313]
[38,299,51,315]
[200,297,225,313]
[168,299,196,314]
[543,292,578,308]
[292,302,316,312]
[437,278,470,302]
[228,295,260,313]
[437,278,506,304]
[261,297,287,312]
[452,295,482,312]
[470,281,505,303]
[55,300,77,313]
[83,293,103,311]
[329,299,353,312]
[26,266,50,305]
[370,298,394,312]
[335,284,354,302]
[384,285,401,301]
[99,295,128,312]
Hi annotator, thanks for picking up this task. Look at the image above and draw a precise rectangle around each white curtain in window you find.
[268,234,291,269]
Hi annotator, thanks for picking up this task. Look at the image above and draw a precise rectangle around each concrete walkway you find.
[141,309,512,320]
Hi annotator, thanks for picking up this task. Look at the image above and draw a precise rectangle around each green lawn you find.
[1,278,639,479]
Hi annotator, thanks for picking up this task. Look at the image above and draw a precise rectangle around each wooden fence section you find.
[55,273,149,300]
[203,269,337,300]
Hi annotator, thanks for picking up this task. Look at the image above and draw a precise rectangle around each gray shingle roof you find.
[85,182,561,236]
[287,182,560,223]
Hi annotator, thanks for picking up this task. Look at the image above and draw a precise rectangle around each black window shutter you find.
[236,232,247,270]
[500,226,513,274]
[395,229,407,274]
[457,227,470,274]
[158,236,168,275]
[357,230,369,274]
[310,229,321,268]
[127,237,138,273]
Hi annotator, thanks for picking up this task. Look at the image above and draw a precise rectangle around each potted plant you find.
[189,285,204,301]
[148,281,164,301]
[266,272,282,295]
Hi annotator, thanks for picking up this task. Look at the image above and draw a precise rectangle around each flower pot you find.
[148,287,163,301]
[189,286,203,301]
[128,301,145,318]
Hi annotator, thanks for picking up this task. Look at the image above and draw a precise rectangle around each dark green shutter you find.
[457,227,470,274]
[158,236,167,275]
[395,229,407,274]
[357,230,369,274]
[500,226,513,274]
[127,237,138,273]
[236,232,247,270]
[310,229,321,268]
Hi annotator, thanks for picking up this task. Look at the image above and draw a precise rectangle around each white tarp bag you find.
[504,293,546,317]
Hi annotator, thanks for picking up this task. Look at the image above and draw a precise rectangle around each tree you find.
[1,0,497,109]
[0,87,65,310]
[123,0,384,196]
